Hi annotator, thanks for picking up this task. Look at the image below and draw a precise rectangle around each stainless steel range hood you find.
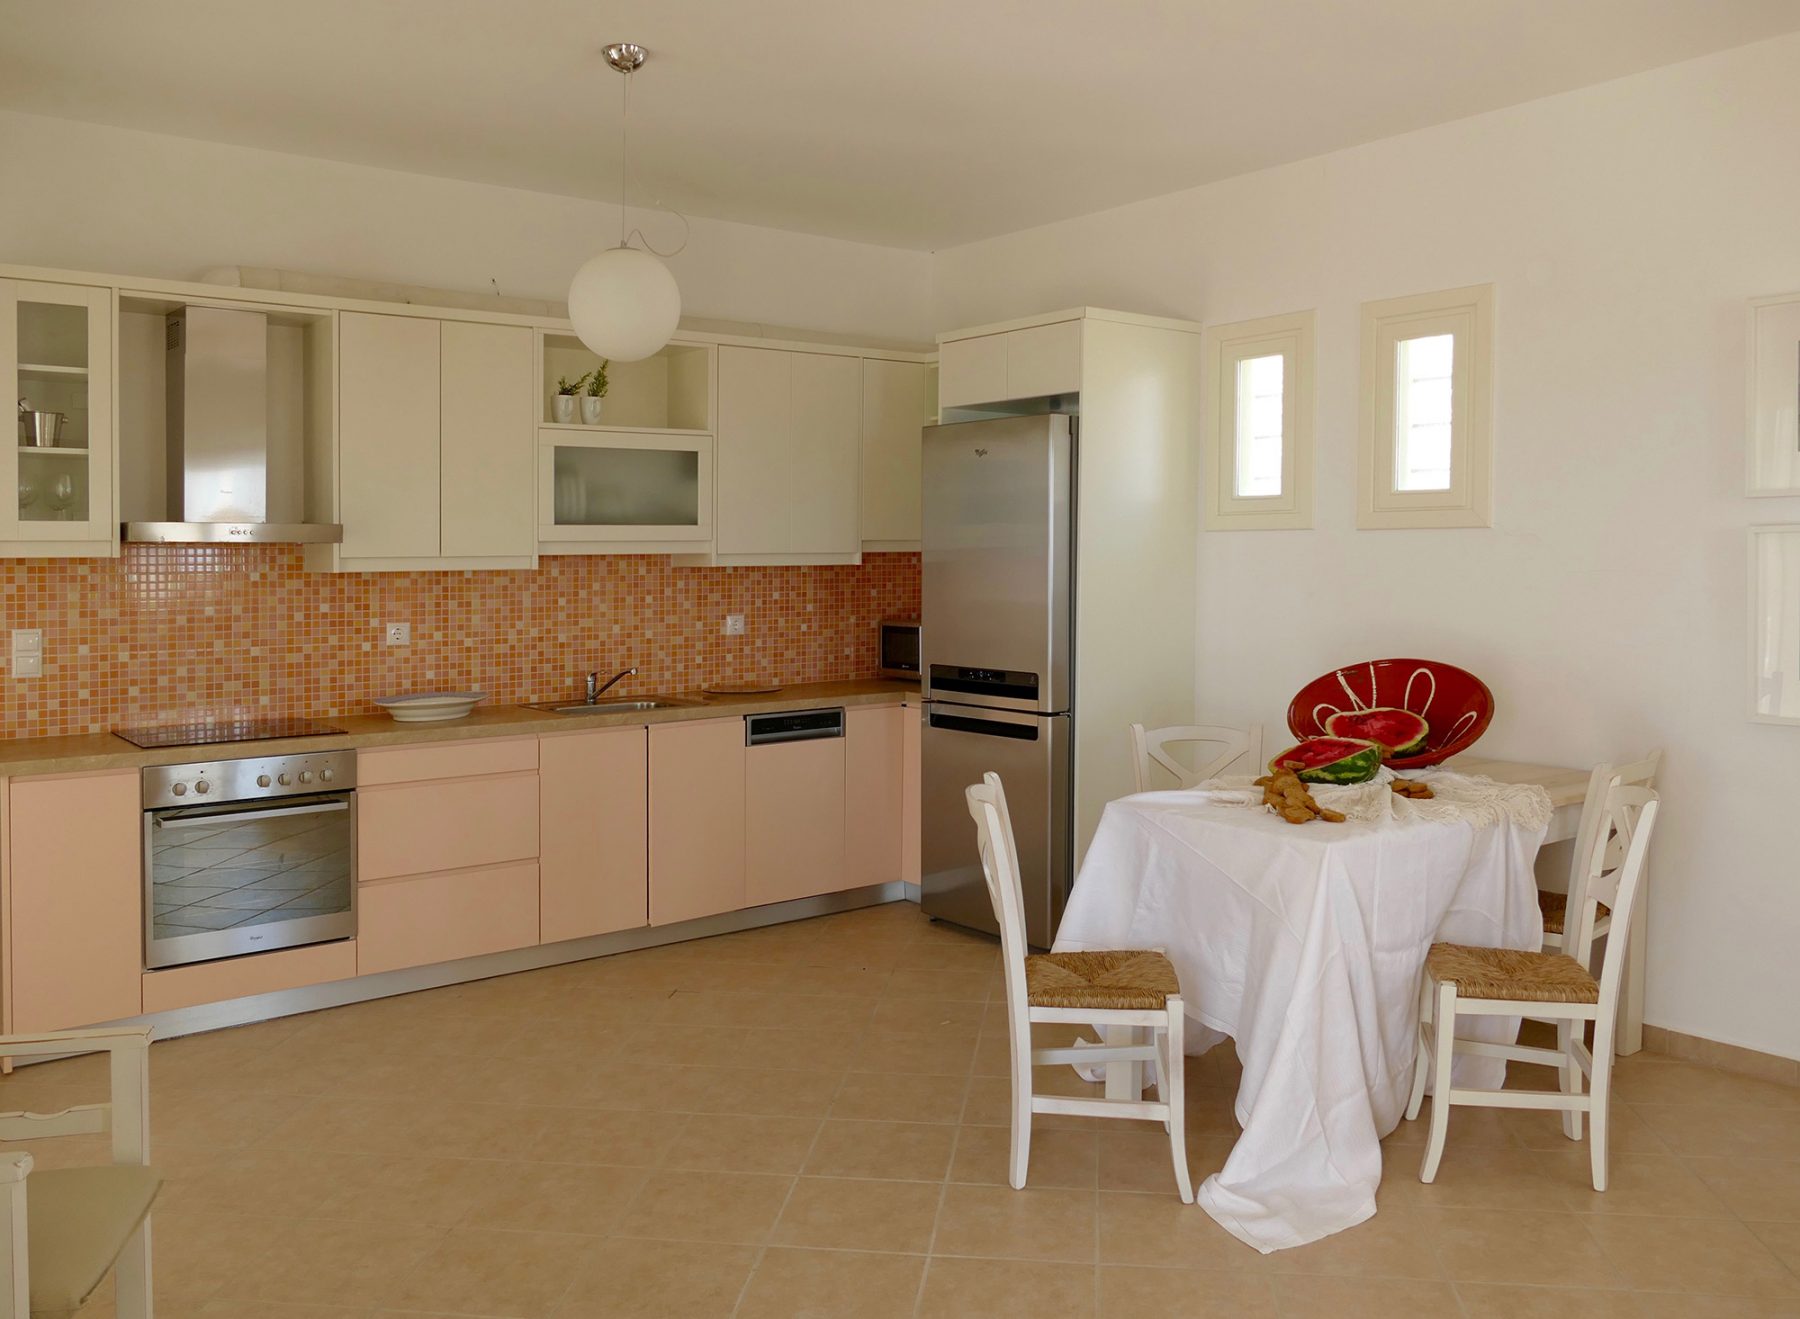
[124,306,341,544]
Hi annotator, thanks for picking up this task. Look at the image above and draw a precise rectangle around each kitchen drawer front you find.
[143,940,358,1015]
[358,771,540,881]
[356,861,541,976]
[357,736,538,786]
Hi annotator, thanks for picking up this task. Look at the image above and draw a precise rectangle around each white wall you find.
[932,33,1800,1059]
[0,109,935,344]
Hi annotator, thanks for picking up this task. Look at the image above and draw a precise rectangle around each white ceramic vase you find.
[552,394,577,424]
[580,396,604,425]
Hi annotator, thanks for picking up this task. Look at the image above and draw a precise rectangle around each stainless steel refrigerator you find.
[919,413,1074,947]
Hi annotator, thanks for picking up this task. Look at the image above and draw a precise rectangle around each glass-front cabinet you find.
[538,429,714,550]
[3,279,114,549]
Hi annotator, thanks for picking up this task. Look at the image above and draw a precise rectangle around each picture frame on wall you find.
[1748,292,1800,495]
[1748,525,1800,724]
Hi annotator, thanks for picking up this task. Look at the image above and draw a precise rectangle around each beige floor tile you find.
[1632,1296,1800,1318]
[1096,1128,1230,1196]
[951,1125,1100,1189]
[962,1072,1104,1131]
[1377,1145,1568,1211]
[932,1183,1097,1263]
[832,1070,968,1123]
[552,1238,756,1318]
[661,1113,824,1174]
[1427,1208,1620,1287]
[525,1107,691,1166]
[736,1247,925,1319]
[197,1304,379,1318]
[461,1160,649,1235]
[1586,1215,1799,1297]
[145,1206,297,1303]
[309,1154,499,1227]
[772,1175,943,1252]
[1098,1267,1275,1317]
[871,995,990,1032]
[1270,1276,1460,1317]
[210,1217,445,1308]
[1553,1151,1734,1217]
[675,1064,843,1118]
[1385,1100,1527,1150]
[1265,1207,1444,1280]
[381,1227,593,1318]
[154,1143,342,1217]
[803,1118,957,1180]
[849,1027,980,1075]
[1748,1220,1800,1274]
[916,1256,1097,1318]
[885,966,994,1000]
[1496,1101,1668,1154]
[1631,1104,1800,1160]
[1098,1191,1267,1270]
[620,1169,794,1245]
[1455,1282,1643,1317]
[1613,1057,1800,1109]
[1687,1156,1800,1221]
[733,1025,866,1069]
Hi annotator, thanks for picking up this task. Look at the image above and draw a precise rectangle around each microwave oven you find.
[878,618,921,680]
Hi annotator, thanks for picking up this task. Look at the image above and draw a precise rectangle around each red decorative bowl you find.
[1286,658,1494,770]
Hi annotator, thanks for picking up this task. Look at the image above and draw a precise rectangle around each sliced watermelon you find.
[1325,707,1429,757]
[1269,737,1384,785]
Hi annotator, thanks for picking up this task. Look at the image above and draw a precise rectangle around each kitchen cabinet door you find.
[358,771,540,882]
[7,769,142,1031]
[746,736,847,906]
[540,726,648,942]
[357,861,540,976]
[649,718,746,925]
[844,705,904,890]
[1005,320,1082,399]
[861,360,934,547]
[338,311,440,559]
[902,699,922,887]
[937,332,1007,409]
[789,352,861,555]
[715,346,792,555]
[440,320,534,561]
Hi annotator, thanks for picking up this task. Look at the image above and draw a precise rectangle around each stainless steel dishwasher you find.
[744,708,847,906]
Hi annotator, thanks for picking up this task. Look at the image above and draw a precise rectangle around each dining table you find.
[1053,759,1574,1253]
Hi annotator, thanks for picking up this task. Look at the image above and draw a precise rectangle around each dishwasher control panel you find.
[744,707,846,746]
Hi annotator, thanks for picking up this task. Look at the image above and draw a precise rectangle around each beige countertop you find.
[0,679,918,778]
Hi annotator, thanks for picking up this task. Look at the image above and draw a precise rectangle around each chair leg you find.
[1557,1020,1584,1141]
[116,1216,152,1318]
[1008,1034,1033,1191]
[1163,1003,1194,1204]
[1419,981,1457,1183]
[1588,1019,1616,1192]
[1150,1025,1172,1132]
[1405,974,1433,1122]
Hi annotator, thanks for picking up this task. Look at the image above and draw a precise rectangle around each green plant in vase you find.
[580,360,609,424]
[553,374,582,423]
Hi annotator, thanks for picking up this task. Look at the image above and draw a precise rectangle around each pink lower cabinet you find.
[540,726,648,942]
[6,769,143,1032]
[901,699,922,886]
[845,705,905,889]
[746,725,847,906]
[357,862,540,976]
[648,717,746,925]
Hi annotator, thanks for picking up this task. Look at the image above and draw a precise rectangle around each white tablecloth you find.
[1055,771,1551,1252]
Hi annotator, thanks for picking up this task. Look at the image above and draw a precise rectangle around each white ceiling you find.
[2,1,1796,250]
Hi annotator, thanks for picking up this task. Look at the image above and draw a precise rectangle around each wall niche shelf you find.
[539,333,714,434]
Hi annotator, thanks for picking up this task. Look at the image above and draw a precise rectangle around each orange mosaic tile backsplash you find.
[0,547,920,739]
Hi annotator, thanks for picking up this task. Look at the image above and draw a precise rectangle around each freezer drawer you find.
[920,703,1070,947]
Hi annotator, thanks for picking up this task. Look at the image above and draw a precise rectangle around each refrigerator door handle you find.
[926,706,1043,740]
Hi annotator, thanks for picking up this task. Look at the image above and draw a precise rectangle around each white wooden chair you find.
[1540,750,1661,956]
[1406,781,1660,1191]
[0,1027,160,1319]
[965,772,1193,1202]
[1129,722,1263,793]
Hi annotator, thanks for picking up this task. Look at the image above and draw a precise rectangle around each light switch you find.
[11,629,43,679]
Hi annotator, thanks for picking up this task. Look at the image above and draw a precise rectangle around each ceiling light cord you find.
[609,45,688,260]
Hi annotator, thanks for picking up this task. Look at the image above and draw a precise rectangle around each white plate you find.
[372,691,485,722]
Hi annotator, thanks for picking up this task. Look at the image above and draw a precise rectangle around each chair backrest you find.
[1129,722,1263,792]
[965,773,1031,1009]
[1578,784,1660,1038]
[1563,749,1660,962]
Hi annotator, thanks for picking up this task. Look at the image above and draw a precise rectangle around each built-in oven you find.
[142,750,357,970]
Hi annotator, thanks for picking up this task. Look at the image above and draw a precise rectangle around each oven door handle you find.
[152,799,350,829]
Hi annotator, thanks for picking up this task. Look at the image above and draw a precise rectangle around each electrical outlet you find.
[11,629,42,679]
[723,613,746,637]
[385,622,411,646]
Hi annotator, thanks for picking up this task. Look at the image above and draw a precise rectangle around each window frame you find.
[1201,309,1314,530]
[1357,284,1494,529]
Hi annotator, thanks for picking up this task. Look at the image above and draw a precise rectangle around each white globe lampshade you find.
[566,245,681,361]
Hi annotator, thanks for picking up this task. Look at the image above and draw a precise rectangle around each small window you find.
[1358,285,1493,528]
[1203,311,1313,530]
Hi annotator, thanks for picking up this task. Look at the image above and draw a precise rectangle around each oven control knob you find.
[319,768,335,783]
[193,780,210,795]
[257,774,271,788]
[276,772,291,786]
[170,782,187,797]
[298,770,314,784]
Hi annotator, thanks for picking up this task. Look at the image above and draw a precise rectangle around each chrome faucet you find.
[585,665,637,704]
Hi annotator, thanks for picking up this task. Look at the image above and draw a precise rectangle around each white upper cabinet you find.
[2,279,115,553]
[714,346,861,561]
[938,318,1081,408]
[336,310,536,568]
[861,359,936,548]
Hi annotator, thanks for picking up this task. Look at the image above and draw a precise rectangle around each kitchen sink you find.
[520,696,705,715]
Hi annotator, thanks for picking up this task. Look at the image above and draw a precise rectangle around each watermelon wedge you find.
[1325,707,1429,757]
[1268,737,1384,785]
